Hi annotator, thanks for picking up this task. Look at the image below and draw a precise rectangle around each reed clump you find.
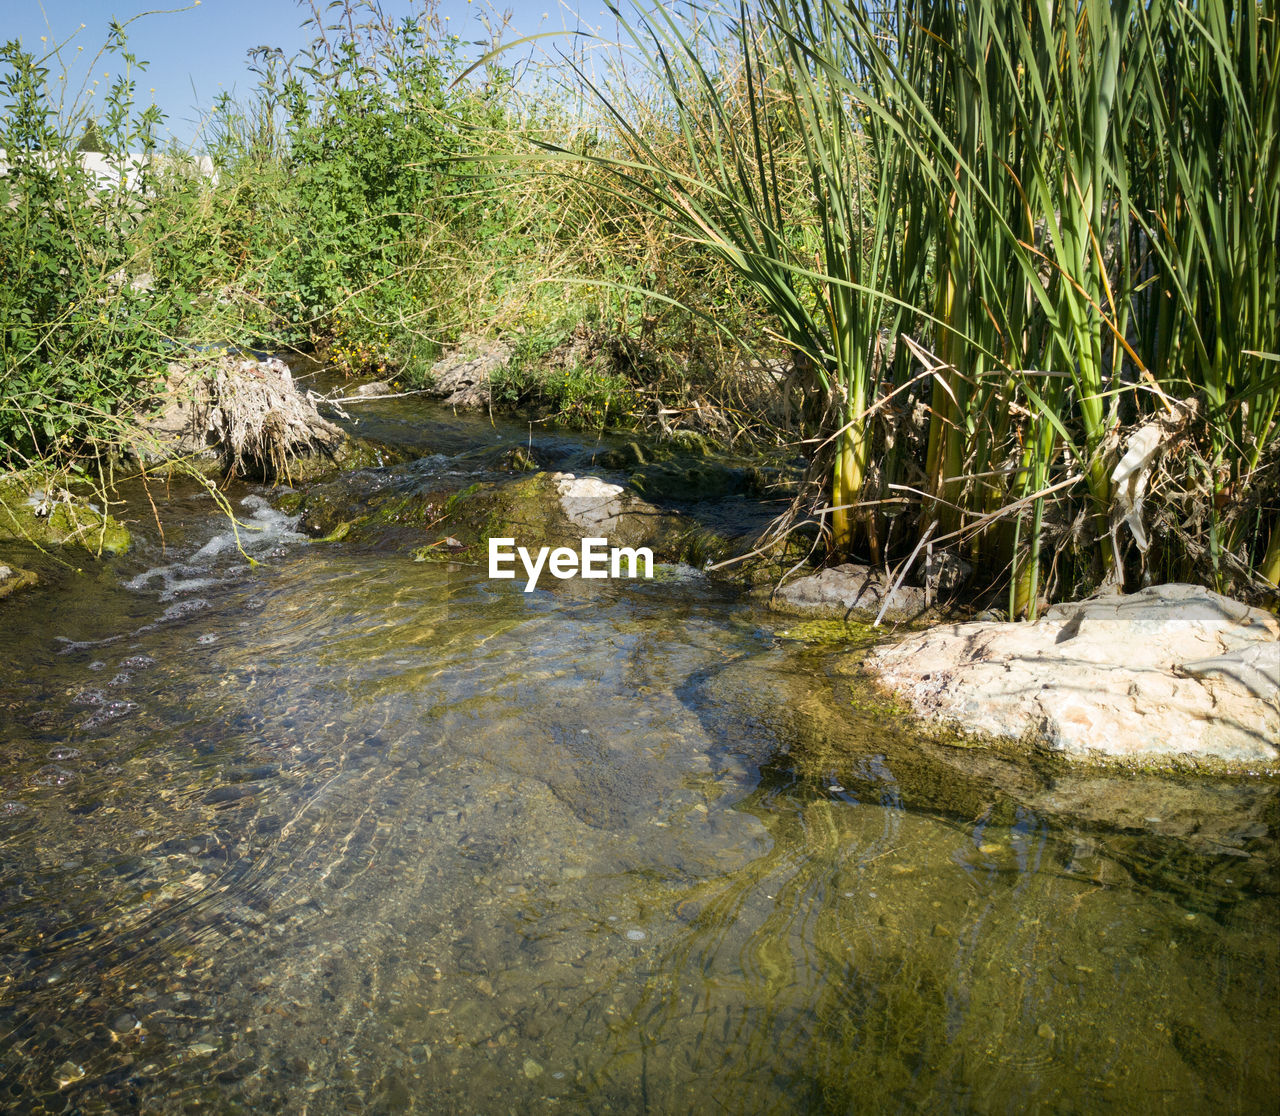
[569,0,1278,609]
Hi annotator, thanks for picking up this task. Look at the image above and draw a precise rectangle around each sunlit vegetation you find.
[1,0,1275,606]
[574,0,1278,608]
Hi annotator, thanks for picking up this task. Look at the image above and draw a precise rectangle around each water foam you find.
[126,494,305,601]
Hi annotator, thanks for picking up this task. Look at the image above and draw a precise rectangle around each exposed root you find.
[208,357,344,481]
[133,354,346,482]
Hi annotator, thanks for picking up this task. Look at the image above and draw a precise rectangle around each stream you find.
[0,399,1276,1114]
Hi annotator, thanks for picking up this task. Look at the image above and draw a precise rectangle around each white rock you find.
[1181,643,1280,703]
[868,584,1279,767]
[553,472,630,532]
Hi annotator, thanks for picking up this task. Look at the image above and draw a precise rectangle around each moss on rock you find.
[298,465,750,568]
[280,433,405,486]
[291,448,804,586]
[0,478,131,556]
[0,562,38,599]
[439,471,723,566]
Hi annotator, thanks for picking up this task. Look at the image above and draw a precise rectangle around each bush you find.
[0,29,178,466]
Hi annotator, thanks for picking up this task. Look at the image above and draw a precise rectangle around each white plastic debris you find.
[1111,423,1163,552]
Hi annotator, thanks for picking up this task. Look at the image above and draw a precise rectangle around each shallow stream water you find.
[0,404,1276,1114]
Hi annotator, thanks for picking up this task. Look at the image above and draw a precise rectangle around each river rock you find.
[768,564,931,623]
[1175,643,1278,701]
[553,473,642,536]
[128,364,216,462]
[300,465,743,569]
[486,471,711,558]
[867,583,1280,768]
[0,478,131,555]
[0,562,38,599]
[350,380,394,398]
[426,338,511,409]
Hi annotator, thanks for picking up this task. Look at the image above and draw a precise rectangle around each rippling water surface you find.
[0,471,1276,1114]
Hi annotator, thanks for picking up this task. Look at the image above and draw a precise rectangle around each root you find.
[210,356,342,481]
[151,353,345,482]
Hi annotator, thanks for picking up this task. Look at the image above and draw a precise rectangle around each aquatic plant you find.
[567,0,1278,605]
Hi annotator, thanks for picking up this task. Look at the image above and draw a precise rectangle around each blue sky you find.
[4,1,624,148]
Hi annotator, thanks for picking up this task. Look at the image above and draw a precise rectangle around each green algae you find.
[0,562,38,599]
[769,617,883,646]
[271,490,305,515]
[318,520,353,543]
[0,477,131,556]
[276,433,406,485]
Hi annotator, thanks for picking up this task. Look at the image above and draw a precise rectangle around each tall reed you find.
[578,0,1278,604]
[544,1,910,554]
[1127,0,1279,585]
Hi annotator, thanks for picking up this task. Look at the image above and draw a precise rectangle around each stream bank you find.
[6,361,1277,775]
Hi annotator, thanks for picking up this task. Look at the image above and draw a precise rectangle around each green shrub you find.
[492,331,640,430]
[0,28,179,466]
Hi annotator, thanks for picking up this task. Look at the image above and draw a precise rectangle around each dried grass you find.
[207,357,344,482]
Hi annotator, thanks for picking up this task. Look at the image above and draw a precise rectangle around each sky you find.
[3,1,627,148]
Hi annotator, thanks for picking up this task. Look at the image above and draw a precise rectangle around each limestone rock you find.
[553,473,635,535]
[867,584,1279,768]
[701,645,1280,836]
[769,564,931,623]
[129,361,219,462]
[1181,643,1279,702]
[489,471,694,556]
[426,339,511,409]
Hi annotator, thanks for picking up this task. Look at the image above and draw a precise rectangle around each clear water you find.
[0,475,1275,1114]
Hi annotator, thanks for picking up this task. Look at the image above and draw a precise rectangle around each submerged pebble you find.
[203,785,256,805]
[110,1012,139,1037]
[54,1061,85,1087]
[47,747,81,761]
[160,599,209,622]
[82,700,137,727]
[32,765,78,787]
